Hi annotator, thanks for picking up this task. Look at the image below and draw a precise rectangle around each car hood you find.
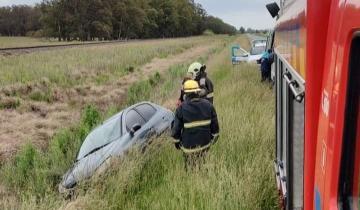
[60,133,132,189]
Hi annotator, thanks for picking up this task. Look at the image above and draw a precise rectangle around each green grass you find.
[0,105,101,198]
[0,36,220,87]
[126,72,162,105]
[0,97,21,109]
[76,46,279,210]
[0,36,278,209]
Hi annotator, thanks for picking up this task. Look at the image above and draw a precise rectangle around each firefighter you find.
[183,62,214,104]
[171,80,220,170]
[176,75,192,107]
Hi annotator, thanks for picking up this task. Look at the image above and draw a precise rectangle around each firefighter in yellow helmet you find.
[171,80,219,170]
[177,62,214,107]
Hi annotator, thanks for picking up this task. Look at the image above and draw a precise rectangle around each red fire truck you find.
[267,0,360,209]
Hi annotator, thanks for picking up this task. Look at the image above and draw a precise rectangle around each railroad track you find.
[0,40,130,56]
[0,37,194,56]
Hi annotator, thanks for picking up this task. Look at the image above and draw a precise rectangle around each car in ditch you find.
[59,102,174,192]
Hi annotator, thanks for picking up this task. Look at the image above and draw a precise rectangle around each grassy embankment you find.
[0,36,215,108]
[0,35,278,209]
[0,36,214,87]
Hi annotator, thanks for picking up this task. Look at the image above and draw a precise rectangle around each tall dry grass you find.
[0,36,219,87]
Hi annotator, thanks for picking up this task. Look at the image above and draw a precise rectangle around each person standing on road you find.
[260,49,274,82]
[171,80,220,170]
[179,62,214,104]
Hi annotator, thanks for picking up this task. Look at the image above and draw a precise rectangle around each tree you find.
[239,26,245,34]
[0,5,41,36]
[1,0,238,40]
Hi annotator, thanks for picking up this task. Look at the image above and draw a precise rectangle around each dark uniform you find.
[260,50,274,82]
[171,97,219,169]
[197,72,214,104]
[179,73,214,104]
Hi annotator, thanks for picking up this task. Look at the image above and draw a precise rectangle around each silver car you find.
[59,102,174,191]
[233,47,266,63]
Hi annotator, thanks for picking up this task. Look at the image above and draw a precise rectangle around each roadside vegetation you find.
[0,36,215,86]
[0,35,278,209]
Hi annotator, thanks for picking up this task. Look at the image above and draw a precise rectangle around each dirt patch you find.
[0,44,216,161]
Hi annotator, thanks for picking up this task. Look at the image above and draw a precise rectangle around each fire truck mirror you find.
[266,2,280,18]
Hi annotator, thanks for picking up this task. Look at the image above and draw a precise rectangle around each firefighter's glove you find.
[175,142,181,150]
[176,100,182,108]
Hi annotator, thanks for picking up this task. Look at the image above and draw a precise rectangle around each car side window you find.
[125,109,145,131]
[135,104,156,122]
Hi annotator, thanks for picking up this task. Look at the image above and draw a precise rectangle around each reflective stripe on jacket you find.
[171,97,220,153]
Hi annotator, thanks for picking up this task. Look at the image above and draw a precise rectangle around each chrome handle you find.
[283,73,304,103]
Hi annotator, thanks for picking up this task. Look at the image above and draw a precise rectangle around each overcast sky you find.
[0,0,276,29]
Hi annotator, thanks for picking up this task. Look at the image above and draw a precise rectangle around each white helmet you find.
[187,62,203,80]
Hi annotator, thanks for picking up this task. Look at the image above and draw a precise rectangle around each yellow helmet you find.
[183,80,201,93]
[187,62,203,79]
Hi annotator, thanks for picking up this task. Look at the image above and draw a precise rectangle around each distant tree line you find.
[238,26,268,34]
[0,0,237,41]
[0,5,42,36]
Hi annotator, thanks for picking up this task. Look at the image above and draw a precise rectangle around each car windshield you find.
[250,46,265,55]
[77,112,122,160]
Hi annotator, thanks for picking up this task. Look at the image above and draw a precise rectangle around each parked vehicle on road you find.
[248,45,266,62]
[231,39,266,64]
[251,39,267,48]
[59,102,174,192]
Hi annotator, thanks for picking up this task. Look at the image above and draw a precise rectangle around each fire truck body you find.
[272,0,360,209]
[314,1,360,210]
[273,0,307,209]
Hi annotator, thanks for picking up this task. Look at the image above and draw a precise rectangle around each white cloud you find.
[0,0,41,7]
[195,0,277,29]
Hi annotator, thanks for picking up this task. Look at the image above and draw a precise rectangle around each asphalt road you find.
[246,33,267,42]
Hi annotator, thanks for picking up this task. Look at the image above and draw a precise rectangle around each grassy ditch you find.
[0,36,278,209]
[74,43,279,210]
[0,36,230,209]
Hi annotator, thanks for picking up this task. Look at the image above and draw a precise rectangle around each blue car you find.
[59,102,174,192]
